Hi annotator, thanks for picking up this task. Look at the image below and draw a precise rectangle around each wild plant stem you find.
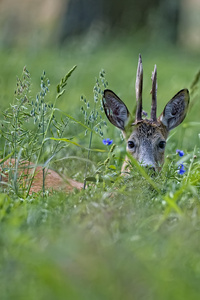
[26,98,57,197]
[26,67,76,197]
[13,109,18,193]
[14,108,18,167]
[83,102,96,189]
[83,129,93,189]
[42,102,45,196]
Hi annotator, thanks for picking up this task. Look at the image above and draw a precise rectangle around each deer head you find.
[102,54,189,172]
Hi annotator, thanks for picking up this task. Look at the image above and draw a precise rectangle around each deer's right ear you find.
[103,89,130,131]
[159,89,189,131]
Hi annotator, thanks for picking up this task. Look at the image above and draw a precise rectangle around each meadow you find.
[0,38,200,299]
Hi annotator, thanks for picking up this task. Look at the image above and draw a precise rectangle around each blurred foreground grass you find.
[0,39,200,300]
[1,188,200,300]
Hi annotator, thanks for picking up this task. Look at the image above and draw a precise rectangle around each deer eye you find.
[128,140,135,149]
[158,141,166,149]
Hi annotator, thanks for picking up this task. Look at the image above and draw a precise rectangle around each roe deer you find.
[103,54,189,172]
[0,159,83,194]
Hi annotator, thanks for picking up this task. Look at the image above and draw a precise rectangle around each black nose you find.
[145,165,156,174]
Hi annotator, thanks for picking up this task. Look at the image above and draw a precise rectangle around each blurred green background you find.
[0,0,200,149]
[1,1,200,300]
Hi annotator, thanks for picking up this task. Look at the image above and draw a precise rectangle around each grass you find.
[0,37,200,299]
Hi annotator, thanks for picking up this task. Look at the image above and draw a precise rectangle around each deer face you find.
[127,120,168,170]
[103,55,189,171]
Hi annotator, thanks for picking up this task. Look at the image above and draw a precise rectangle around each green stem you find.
[42,102,45,196]
[83,129,93,189]
[26,66,76,197]
[26,98,57,197]
[83,102,96,189]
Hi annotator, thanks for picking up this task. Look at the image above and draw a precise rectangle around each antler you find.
[135,54,143,122]
[135,56,157,123]
[151,65,157,122]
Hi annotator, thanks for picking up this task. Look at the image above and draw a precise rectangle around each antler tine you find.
[135,54,143,122]
[151,64,157,122]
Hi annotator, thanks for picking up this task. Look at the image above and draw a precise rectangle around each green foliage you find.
[79,70,108,188]
[0,65,90,197]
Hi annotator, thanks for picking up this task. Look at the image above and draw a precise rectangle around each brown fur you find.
[124,119,169,171]
[135,120,168,139]
[0,159,83,194]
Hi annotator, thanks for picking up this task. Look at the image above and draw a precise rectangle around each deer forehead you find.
[128,121,168,140]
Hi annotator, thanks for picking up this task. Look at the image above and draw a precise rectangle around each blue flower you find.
[176,149,185,157]
[102,138,113,146]
[178,164,186,175]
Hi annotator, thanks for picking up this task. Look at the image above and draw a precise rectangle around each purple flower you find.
[178,164,186,175]
[176,149,185,157]
[102,138,113,146]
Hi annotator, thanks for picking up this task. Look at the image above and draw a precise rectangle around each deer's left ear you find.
[159,89,189,131]
[103,89,130,131]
